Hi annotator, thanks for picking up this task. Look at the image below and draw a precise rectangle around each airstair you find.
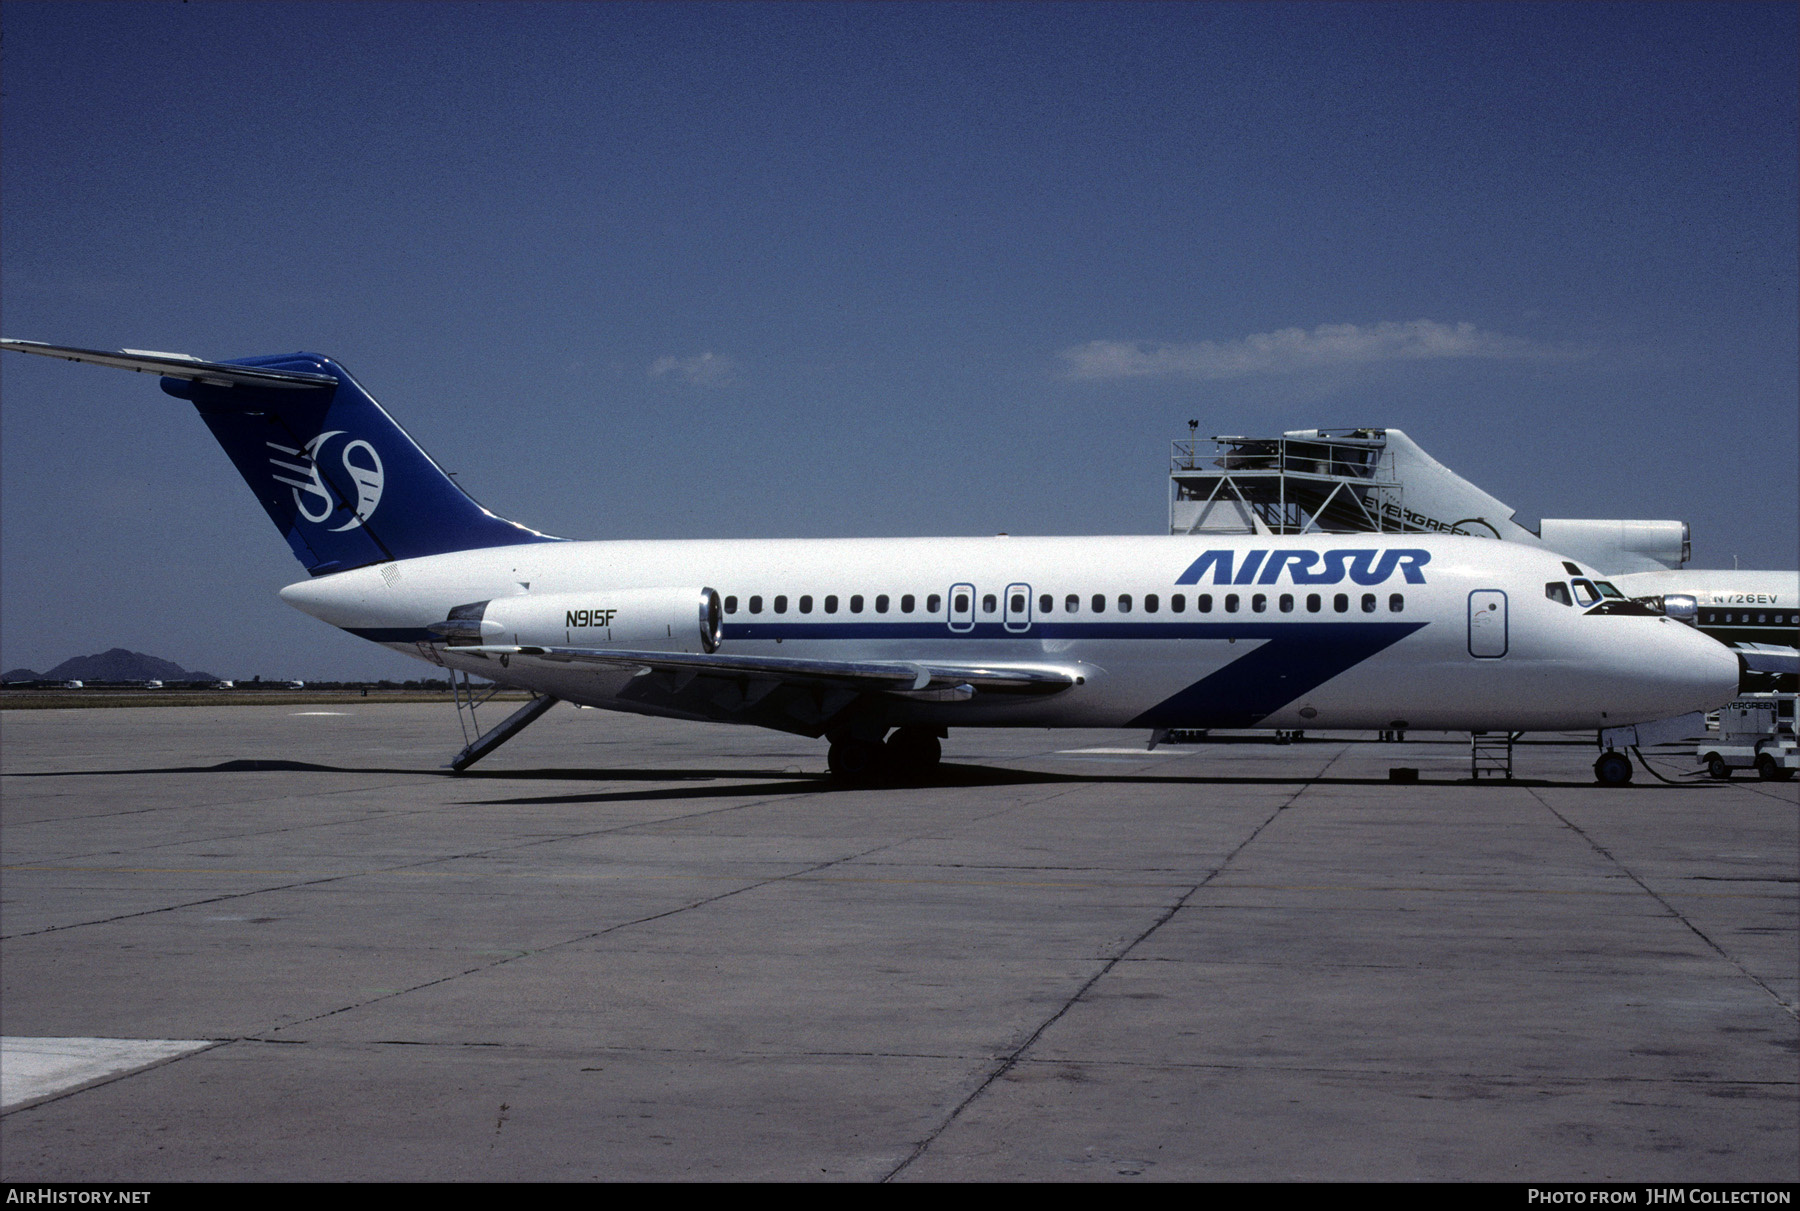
[448,667,559,771]
[1469,731,1516,780]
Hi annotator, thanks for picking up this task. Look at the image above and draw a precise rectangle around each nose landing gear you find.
[1593,750,1634,786]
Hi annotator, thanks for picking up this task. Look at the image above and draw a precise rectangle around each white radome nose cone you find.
[1664,622,1742,716]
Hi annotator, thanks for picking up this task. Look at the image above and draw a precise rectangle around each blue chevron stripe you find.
[1126,622,1425,727]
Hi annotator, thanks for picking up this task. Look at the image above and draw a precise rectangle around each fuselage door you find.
[1468,589,1508,658]
[1004,582,1033,633]
[948,582,975,633]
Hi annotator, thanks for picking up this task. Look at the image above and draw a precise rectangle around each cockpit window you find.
[1545,582,1572,606]
[1593,581,1624,599]
[1571,579,1600,607]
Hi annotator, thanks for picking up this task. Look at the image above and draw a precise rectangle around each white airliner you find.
[1,340,1741,785]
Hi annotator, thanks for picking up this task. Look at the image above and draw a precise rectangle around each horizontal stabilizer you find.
[461,645,1080,697]
[1,339,336,389]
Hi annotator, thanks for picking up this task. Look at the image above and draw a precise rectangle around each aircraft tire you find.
[828,737,887,784]
[886,728,942,773]
[1704,753,1731,780]
[1593,751,1633,787]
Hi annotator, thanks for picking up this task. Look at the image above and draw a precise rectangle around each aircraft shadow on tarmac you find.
[449,763,1709,806]
[1,757,1711,806]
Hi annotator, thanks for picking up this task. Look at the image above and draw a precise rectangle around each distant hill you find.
[3,649,218,683]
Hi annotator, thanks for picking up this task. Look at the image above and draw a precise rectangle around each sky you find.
[2,1,1795,681]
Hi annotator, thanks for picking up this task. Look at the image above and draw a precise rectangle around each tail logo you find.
[267,432,386,531]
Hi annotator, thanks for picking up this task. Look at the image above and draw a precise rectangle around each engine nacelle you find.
[1661,593,1699,624]
[1537,518,1689,573]
[439,587,722,653]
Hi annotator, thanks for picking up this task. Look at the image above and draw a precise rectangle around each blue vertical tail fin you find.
[1,341,561,575]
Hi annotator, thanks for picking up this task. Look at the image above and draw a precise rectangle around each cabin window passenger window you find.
[849,594,863,613]
[1171,594,1186,613]
[1145,594,1159,613]
[824,595,838,613]
[1334,593,1349,613]
[1389,593,1404,613]
[1010,593,1026,614]
[1118,594,1132,613]
[1306,593,1321,613]
[876,594,889,613]
[1545,582,1572,606]
[928,594,942,613]
[1225,594,1240,613]
[1092,594,1106,613]
[1361,593,1377,613]
[724,596,738,614]
[1279,593,1293,613]
[1251,594,1267,613]
[983,594,998,615]
[951,593,966,614]
[901,594,915,613]
[799,595,813,614]
[749,595,763,614]
[774,595,788,614]
[1066,594,1080,613]
[1040,594,1053,614]
[1199,594,1212,612]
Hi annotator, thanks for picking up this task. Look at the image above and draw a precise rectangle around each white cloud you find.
[1059,320,1546,381]
[648,351,735,387]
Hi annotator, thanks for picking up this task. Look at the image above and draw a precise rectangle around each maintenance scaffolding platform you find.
[1170,429,1407,536]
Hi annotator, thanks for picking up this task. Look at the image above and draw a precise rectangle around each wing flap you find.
[459,645,1080,697]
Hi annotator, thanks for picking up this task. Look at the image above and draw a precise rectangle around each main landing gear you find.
[827,726,944,784]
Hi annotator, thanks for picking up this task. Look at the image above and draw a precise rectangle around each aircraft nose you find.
[1657,622,1741,715]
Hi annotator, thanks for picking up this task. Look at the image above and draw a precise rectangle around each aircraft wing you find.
[1735,643,1799,676]
[460,644,1081,700]
[0,339,336,389]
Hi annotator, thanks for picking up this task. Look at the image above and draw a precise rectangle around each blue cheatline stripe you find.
[1126,621,1425,728]
[721,620,1420,642]
[351,619,1429,647]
